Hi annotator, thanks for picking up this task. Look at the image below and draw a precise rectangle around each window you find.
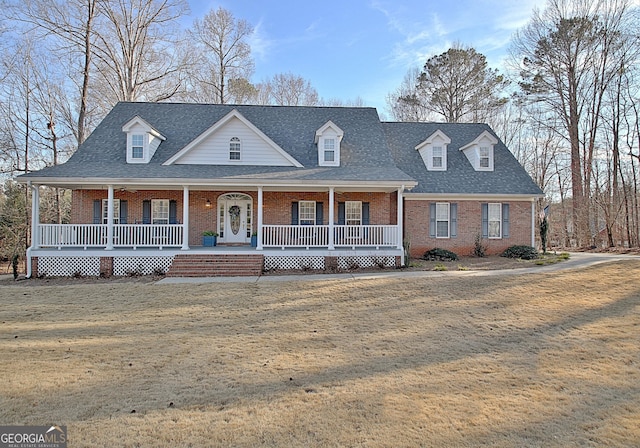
[479,146,490,168]
[132,135,144,159]
[102,199,120,224]
[152,199,169,224]
[436,203,450,238]
[299,201,316,225]
[346,201,362,226]
[229,137,241,160]
[324,138,335,162]
[432,147,443,169]
[488,203,501,238]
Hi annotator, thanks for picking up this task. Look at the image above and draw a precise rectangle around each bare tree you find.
[267,72,319,106]
[386,67,435,122]
[188,7,254,104]
[93,0,189,103]
[510,0,637,246]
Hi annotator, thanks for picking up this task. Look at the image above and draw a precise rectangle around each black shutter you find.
[502,203,510,238]
[362,202,370,225]
[291,202,299,225]
[93,199,102,224]
[169,200,177,224]
[315,202,323,225]
[429,203,436,238]
[119,200,128,224]
[450,203,457,238]
[142,200,151,224]
[337,202,345,225]
[481,203,488,238]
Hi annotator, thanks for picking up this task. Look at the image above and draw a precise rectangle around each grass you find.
[1,260,639,447]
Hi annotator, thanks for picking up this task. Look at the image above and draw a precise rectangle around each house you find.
[17,102,543,277]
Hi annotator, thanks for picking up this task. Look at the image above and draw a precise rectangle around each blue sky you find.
[187,0,548,114]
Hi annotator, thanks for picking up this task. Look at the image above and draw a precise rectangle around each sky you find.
[186,0,548,115]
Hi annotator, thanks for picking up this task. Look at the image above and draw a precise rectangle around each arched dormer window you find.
[229,137,241,161]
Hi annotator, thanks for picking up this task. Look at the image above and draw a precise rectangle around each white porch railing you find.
[333,225,399,248]
[113,224,183,248]
[262,224,399,248]
[38,224,183,249]
[262,225,330,248]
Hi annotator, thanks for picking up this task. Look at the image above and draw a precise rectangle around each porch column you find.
[257,186,263,250]
[30,183,40,249]
[397,186,404,251]
[328,187,335,250]
[182,186,190,250]
[531,200,536,248]
[105,185,114,250]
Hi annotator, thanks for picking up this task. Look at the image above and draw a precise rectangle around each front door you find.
[218,194,252,244]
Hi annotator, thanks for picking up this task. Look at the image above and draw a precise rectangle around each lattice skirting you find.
[264,256,325,271]
[37,256,101,277]
[113,256,175,276]
[338,256,396,270]
[36,255,175,277]
[264,255,397,272]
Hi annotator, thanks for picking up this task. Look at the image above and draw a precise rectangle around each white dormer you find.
[459,130,498,171]
[122,116,165,164]
[415,130,451,171]
[315,121,343,167]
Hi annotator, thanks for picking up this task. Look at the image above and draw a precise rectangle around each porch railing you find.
[262,224,399,248]
[37,224,183,249]
[262,225,330,248]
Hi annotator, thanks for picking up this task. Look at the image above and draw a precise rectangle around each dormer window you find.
[315,121,343,167]
[416,130,450,171]
[460,130,498,171]
[479,146,491,168]
[324,138,335,162]
[131,135,144,159]
[123,116,165,164]
[432,146,443,169]
[230,137,241,161]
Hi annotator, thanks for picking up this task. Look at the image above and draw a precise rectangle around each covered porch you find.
[26,182,407,277]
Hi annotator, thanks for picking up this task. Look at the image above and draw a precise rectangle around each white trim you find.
[163,109,303,167]
[257,187,264,250]
[31,184,40,250]
[122,116,166,140]
[105,185,114,250]
[182,186,190,250]
[16,177,416,192]
[531,201,536,248]
[404,193,542,201]
[328,187,335,250]
[397,186,403,252]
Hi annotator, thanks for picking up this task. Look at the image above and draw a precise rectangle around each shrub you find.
[473,232,486,258]
[423,248,458,261]
[501,245,539,260]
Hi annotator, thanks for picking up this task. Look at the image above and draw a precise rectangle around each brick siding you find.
[404,200,533,257]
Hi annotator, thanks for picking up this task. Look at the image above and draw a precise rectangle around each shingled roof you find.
[383,122,543,196]
[20,102,414,186]
[19,102,542,197]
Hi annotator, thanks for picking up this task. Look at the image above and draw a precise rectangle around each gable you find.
[164,109,302,167]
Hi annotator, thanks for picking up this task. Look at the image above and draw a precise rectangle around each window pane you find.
[152,199,169,224]
[132,135,144,158]
[299,201,315,225]
[346,201,361,225]
[479,147,490,168]
[488,203,501,238]
[436,221,449,238]
[324,138,335,150]
[324,150,335,161]
[102,199,120,224]
[432,147,442,168]
[435,203,449,238]
[230,137,241,160]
